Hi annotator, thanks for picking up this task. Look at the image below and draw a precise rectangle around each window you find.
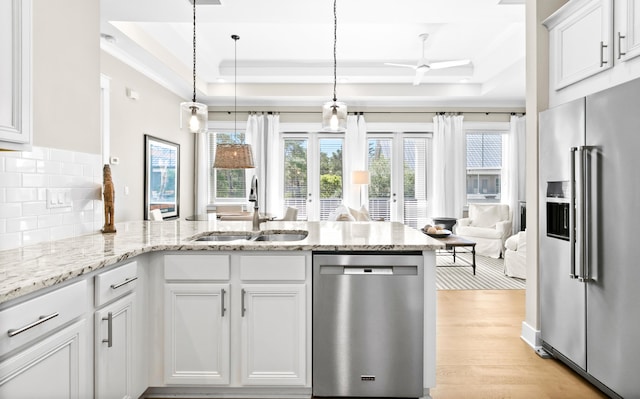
[466,132,503,204]
[282,134,344,221]
[367,133,431,228]
[208,132,247,203]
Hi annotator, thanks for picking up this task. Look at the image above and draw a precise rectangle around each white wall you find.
[32,0,101,154]
[523,0,567,346]
[100,52,195,222]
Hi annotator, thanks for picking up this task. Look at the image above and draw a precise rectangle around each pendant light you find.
[212,34,255,169]
[180,0,208,134]
[321,0,347,132]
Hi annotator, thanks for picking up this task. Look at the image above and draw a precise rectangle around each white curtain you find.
[245,114,264,211]
[344,114,367,208]
[502,114,526,234]
[194,132,209,215]
[431,114,466,219]
[265,113,281,215]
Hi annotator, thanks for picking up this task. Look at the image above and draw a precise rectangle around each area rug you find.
[436,252,525,290]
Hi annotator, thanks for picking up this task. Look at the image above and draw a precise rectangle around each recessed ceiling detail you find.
[100,0,525,108]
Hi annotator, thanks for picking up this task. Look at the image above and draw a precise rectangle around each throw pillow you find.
[472,205,499,228]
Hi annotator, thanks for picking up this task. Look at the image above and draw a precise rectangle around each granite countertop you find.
[0,220,443,306]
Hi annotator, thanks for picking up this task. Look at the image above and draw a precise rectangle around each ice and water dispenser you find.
[546,181,570,241]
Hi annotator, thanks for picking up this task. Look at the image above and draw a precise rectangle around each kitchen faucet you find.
[248,175,260,230]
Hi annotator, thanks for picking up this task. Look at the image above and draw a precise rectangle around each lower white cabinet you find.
[0,320,87,398]
[94,293,135,399]
[164,283,230,385]
[240,285,306,386]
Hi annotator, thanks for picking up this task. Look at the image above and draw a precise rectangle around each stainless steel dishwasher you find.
[312,252,424,398]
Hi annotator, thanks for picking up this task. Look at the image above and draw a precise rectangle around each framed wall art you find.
[144,134,180,220]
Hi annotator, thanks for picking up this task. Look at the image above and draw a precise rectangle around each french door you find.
[283,134,344,221]
[367,133,430,228]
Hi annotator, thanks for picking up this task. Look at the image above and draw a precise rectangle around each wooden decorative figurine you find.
[102,164,116,233]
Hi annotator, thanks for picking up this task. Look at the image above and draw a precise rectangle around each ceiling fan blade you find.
[412,67,426,86]
[428,59,471,70]
[384,63,418,70]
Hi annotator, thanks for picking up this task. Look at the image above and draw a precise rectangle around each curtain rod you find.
[211,110,525,116]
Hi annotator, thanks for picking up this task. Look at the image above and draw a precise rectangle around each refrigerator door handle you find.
[570,147,579,279]
[579,146,596,282]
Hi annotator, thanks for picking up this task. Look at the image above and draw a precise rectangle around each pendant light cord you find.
[191,0,197,103]
[332,0,337,103]
[232,34,240,138]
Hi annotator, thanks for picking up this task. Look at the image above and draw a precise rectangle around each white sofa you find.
[455,203,512,258]
[504,231,526,279]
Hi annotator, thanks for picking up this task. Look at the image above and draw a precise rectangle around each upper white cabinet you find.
[545,0,640,97]
[616,0,640,61]
[545,0,614,90]
[0,0,32,150]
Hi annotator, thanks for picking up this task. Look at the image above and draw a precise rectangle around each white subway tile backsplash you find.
[0,146,102,251]
[61,162,83,176]
[22,147,49,160]
[36,160,62,175]
[22,173,49,188]
[0,172,21,187]
[22,229,51,246]
[37,213,64,229]
[22,201,48,216]
[0,203,22,219]
[5,158,37,173]
[0,232,22,250]
[6,188,38,202]
[6,216,38,232]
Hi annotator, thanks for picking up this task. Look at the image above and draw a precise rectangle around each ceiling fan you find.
[385,33,471,86]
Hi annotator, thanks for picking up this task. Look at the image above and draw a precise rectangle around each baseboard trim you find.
[520,320,541,349]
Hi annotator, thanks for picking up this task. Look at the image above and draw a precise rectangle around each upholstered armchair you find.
[455,203,512,258]
[504,231,526,279]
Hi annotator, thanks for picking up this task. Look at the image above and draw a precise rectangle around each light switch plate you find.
[46,189,72,208]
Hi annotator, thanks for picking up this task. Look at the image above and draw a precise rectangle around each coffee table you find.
[431,234,477,275]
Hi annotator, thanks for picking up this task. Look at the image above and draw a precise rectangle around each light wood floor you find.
[431,289,608,399]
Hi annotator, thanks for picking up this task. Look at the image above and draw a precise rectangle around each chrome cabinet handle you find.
[221,288,226,317]
[110,276,137,290]
[600,41,608,67]
[618,32,626,59]
[7,312,59,337]
[241,289,246,317]
[102,312,113,348]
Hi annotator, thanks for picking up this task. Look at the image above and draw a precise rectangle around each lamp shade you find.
[213,144,255,169]
[322,101,347,132]
[180,101,208,134]
[352,170,370,185]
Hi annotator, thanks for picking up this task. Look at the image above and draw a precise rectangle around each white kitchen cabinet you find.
[545,0,640,101]
[93,260,144,399]
[164,283,230,385]
[545,0,614,90]
[615,0,640,61]
[0,320,87,398]
[0,0,32,150]
[94,293,135,399]
[239,285,306,386]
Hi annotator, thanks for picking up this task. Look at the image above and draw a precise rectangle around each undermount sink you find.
[192,230,308,242]
[193,233,251,241]
[252,232,309,242]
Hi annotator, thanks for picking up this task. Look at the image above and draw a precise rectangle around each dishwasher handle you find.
[344,266,393,275]
[319,265,417,276]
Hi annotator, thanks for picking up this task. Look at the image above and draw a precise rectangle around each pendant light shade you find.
[322,0,347,132]
[180,0,208,134]
[180,102,207,134]
[212,34,255,169]
[213,144,255,169]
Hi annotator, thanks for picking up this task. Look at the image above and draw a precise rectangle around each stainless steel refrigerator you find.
[539,77,640,398]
